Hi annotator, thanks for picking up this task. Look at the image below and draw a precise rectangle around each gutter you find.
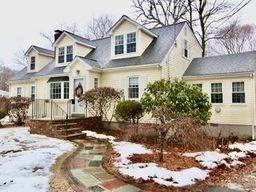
[252,73,255,140]
[183,72,253,80]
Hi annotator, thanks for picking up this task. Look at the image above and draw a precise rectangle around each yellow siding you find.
[186,76,254,125]
[164,24,202,80]
[75,43,93,57]
[138,30,154,55]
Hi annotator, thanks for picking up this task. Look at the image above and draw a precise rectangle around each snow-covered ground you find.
[0,127,75,192]
[83,130,209,187]
[0,116,11,125]
[83,130,256,188]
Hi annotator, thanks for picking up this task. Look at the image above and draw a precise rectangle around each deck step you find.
[59,127,82,132]
[51,123,78,127]
[62,132,86,139]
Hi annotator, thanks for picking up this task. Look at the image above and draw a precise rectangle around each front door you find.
[73,78,84,114]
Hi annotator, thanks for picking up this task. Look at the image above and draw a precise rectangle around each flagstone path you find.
[67,140,141,192]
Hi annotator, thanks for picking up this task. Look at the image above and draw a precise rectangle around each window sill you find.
[230,103,247,106]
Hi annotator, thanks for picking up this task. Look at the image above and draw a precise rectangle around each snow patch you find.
[0,127,75,192]
[83,130,116,141]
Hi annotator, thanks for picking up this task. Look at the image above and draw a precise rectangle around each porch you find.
[31,99,88,120]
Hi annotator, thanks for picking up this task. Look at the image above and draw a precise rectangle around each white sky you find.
[0,0,256,69]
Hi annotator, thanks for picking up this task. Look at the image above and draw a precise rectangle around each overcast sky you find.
[0,0,256,69]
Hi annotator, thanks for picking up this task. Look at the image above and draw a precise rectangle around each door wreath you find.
[74,83,83,98]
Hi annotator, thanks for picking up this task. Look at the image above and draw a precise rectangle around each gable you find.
[112,20,138,35]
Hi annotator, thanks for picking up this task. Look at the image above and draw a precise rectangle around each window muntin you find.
[193,84,202,89]
[66,46,73,62]
[64,82,69,99]
[127,32,136,53]
[94,78,98,89]
[31,86,35,100]
[30,57,35,70]
[50,82,61,99]
[58,47,65,63]
[184,40,189,58]
[211,83,223,103]
[128,77,139,99]
[17,87,22,97]
[232,82,245,103]
[115,35,124,55]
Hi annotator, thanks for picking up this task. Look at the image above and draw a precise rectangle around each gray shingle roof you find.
[86,22,186,68]
[33,45,54,56]
[63,31,95,48]
[77,57,101,69]
[11,21,186,81]
[184,51,256,77]
[10,61,66,81]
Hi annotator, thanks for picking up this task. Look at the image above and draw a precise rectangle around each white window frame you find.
[183,39,189,59]
[94,78,99,89]
[128,76,139,99]
[115,35,124,55]
[63,82,70,99]
[211,83,223,103]
[232,82,245,103]
[66,45,73,63]
[17,87,22,97]
[58,47,65,64]
[30,56,35,71]
[126,32,136,53]
[31,85,36,100]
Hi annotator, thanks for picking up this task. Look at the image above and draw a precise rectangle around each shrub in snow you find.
[8,96,31,126]
[0,96,10,127]
[80,87,123,128]
[141,80,212,161]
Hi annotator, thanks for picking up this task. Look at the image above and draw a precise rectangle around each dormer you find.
[25,45,54,73]
[53,30,96,67]
[108,15,157,60]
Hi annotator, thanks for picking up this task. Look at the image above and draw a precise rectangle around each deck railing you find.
[31,99,71,120]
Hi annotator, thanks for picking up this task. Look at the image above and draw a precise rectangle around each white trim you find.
[53,32,96,49]
[108,15,158,38]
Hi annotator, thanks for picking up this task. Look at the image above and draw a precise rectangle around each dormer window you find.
[115,35,124,55]
[58,47,65,63]
[30,57,35,70]
[66,46,73,62]
[127,32,136,53]
[184,40,189,58]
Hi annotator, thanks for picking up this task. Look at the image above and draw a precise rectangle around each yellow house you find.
[9,15,255,138]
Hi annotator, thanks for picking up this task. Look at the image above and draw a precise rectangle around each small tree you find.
[141,80,211,161]
[0,97,11,127]
[80,87,123,127]
[8,97,31,126]
[115,100,144,124]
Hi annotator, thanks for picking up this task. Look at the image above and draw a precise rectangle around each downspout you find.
[252,73,255,140]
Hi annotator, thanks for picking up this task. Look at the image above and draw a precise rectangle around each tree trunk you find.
[158,132,165,162]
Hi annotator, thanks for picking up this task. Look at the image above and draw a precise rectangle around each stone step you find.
[58,127,82,132]
[62,132,86,140]
[51,123,78,127]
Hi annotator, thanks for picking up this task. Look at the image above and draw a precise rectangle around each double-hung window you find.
[94,78,99,89]
[50,82,61,99]
[193,83,202,90]
[128,77,139,99]
[30,57,35,70]
[184,40,189,58]
[17,87,22,97]
[232,82,245,103]
[115,35,124,55]
[66,46,73,62]
[31,86,35,100]
[127,32,136,53]
[211,83,223,103]
[58,47,65,63]
[64,82,69,99]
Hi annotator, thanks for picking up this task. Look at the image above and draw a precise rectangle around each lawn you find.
[0,127,75,192]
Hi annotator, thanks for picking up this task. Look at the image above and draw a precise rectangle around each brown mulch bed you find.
[129,152,202,171]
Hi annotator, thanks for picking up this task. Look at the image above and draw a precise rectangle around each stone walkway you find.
[68,140,141,192]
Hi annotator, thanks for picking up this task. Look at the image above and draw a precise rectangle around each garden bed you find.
[83,129,256,191]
